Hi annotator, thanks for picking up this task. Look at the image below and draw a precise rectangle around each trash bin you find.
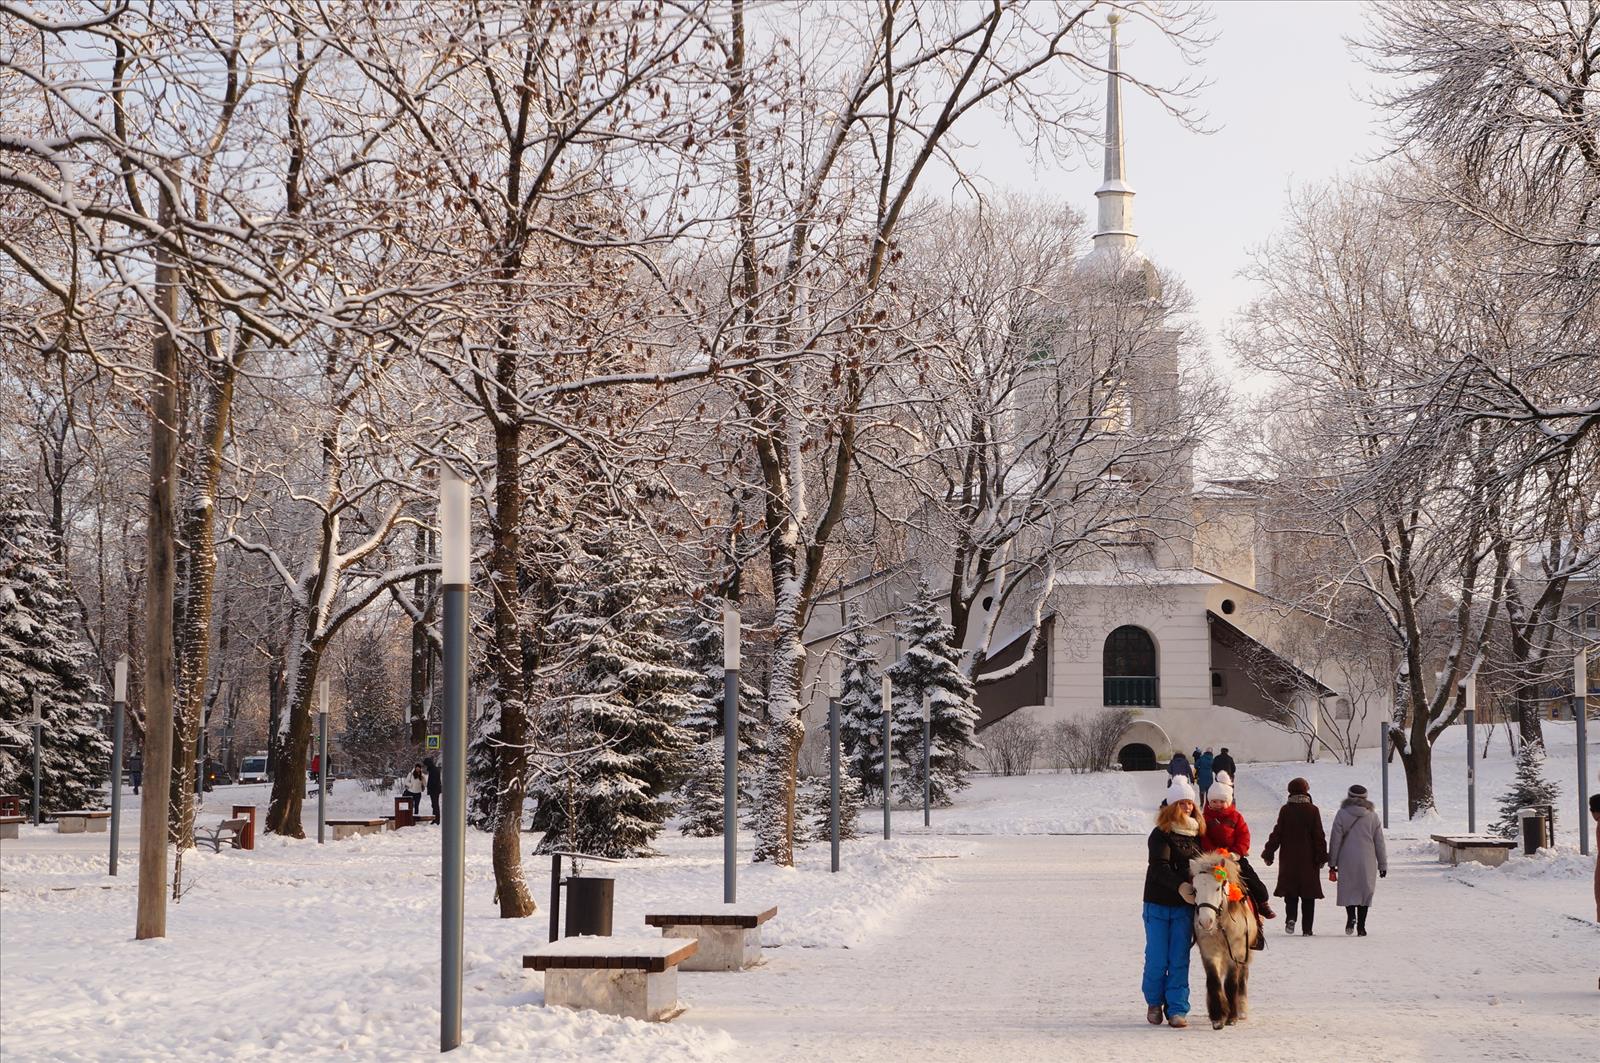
[1517,807,1548,855]
[564,876,615,937]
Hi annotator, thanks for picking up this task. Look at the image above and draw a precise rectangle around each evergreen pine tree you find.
[886,582,980,808]
[339,631,407,783]
[834,607,887,803]
[800,771,864,843]
[0,477,111,810]
[465,692,502,831]
[1491,739,1561,839]
[527,530,698,857]
[678,598,762,836]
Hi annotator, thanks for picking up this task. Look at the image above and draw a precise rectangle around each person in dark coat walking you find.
[1197,749,1216,801]
[129,754,143,795]
[1211,748,1236,780]
[1143,773,1204,1029]
[1167,751,1192,784]
[424,756,442,822]
[1261,777,1328,935]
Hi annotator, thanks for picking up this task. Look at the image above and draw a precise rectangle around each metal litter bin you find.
[1517,807,1549,855]
[564,876,615,937]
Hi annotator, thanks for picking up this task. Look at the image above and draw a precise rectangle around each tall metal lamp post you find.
[921,692,931,828]
[438,463,470,1053]
[722,603,740,903]
[31,690,44,825]
[316,678,330,843]
[828,681,841,873]
[881,673,892,840]
[1465,672,1477,834]
[110,656,128,875]
[1577,647,1590,856]
[1378,719,1390,829]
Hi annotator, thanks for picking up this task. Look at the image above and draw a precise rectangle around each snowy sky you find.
[957,0,1387,385]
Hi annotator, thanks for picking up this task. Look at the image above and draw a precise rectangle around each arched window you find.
[1103,625,1159,706]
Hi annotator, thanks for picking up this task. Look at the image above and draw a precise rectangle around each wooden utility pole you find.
[137,173,181,940]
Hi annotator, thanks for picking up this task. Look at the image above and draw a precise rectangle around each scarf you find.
[1169,814,1201,837]
[1288,794,1312,804]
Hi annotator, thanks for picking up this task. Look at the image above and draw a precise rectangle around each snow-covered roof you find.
[1053,567,1220,587]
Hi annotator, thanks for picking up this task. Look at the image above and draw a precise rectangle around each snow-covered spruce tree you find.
[466,693,503,831]
[800,772,864,843]
[835,607,887,803]
[527,532,698,857]
[678,598,763,836]
[0,478,110,810]
[339,631,407,784]
[1491,739,1561,840]
[886,583,980,808]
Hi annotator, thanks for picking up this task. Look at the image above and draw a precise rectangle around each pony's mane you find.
[1190,850,1240,878]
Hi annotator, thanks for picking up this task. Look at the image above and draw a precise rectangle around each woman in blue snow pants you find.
[1143,775,1203,1028]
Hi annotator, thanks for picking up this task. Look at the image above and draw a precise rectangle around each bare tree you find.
[979,711,1043,776]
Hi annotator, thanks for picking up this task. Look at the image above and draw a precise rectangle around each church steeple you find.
[1092,14,1137,256]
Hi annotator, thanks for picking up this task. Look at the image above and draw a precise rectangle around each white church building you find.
[800,17,1379,769]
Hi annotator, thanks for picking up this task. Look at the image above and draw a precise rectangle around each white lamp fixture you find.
[881,674,891,710]
[1578,648,1588,701]
[723,604,741,670]
[31,689,43,726]
[114,655,129,702]
[318,677,330,716]
[922,691,931,722]
[439,462,470,586]
[1465,672,1476,714]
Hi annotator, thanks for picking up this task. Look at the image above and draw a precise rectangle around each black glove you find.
[1379,870,1387,878]
[1262,854,1273,866]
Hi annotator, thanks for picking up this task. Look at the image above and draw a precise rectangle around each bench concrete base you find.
[58,815,109,834]
[544,966,682,1022]
[0,820,20,840]
[330,821,385,841]
[660,923,763,971]
[1437,841,1509,867]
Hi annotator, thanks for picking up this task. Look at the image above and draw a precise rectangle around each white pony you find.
[1188,850,1254,1029]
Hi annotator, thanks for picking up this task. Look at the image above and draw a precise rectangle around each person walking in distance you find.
[1211,747,1236,781]
[1261,778,1328,935]
[1197,748,1216,803]
[1167,750,1193,787]
[1143,773,1205,1028]
[424,756,442,823]
[1328,784,1386,936]
[401,762,426,818]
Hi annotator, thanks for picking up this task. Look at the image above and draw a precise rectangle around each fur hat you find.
[1346,784,1369,800]
[1164,773,1198,807]
[1287,777,1310,795]
[1207,770,1234,806]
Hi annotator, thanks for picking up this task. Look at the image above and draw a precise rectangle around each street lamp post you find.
[31,690,44,826]
[722,604,739,904]
[110,657,128,875]
[1378,720,1390,829]
[921,692,931,828]
[1577,648,1590,857]
[1465,672,1476,834]
[438,463,471,1053]
[881,673,892,840]
[317,678,329,844]
[829,689,841,873]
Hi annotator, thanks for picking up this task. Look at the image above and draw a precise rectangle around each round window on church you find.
[1220,599,1236,615]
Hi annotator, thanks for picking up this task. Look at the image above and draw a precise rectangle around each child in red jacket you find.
[1202,772,1274,948]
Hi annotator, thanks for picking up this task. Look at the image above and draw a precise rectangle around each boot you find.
[1147,1004,1164,1025]
[1168,1014,1189,1029]
[1284,916,1296,935]
[1251,914,1267,951]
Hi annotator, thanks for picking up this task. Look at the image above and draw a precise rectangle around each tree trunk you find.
[169,358,236,847]
[489,388,535,917]
[136,176,181,940]
[265,636,322,838]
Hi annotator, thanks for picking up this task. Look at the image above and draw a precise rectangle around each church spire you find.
[1092,14,1137,256]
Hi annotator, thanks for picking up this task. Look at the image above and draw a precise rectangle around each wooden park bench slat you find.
[523,937,698,974]
[644,905,777,929]
[1430,833,1516,867]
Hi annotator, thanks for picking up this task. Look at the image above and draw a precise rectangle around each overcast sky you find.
[963,0,1390,383]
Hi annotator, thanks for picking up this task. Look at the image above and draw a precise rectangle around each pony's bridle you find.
[1194,863,1248,966]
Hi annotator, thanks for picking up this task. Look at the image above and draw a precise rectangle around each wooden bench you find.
[0,814,24,840]
[53,810,112,834]
[524,937,698,1022]
[195,818,252,853]
[644,904,778,971]
[326,818,387,841]
[1431,834,1516,867]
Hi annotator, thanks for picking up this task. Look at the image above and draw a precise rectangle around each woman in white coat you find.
[1328,784,1387,936]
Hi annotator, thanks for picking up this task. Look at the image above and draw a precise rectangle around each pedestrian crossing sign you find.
[426,734,441,750]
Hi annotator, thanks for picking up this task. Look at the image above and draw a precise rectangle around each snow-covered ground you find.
[2,722,1595,1060]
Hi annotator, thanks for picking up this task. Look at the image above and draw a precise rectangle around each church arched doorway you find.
[1103,625,1159,706]
[1118,743,1158,772]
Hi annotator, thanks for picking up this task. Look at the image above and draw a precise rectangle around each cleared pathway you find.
[684,790,1599,1060]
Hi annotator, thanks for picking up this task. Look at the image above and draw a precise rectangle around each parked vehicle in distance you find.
[238,753,269,784]
[203,759,232,788]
